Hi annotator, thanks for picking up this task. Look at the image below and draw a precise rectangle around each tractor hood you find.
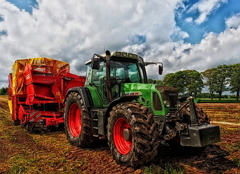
[121,83,179,115]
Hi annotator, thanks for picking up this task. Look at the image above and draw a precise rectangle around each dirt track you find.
[0,96,239,173]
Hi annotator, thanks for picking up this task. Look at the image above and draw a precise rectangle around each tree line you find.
[1,63,239,100]
[0,87,8,95]
[160,63,240,100]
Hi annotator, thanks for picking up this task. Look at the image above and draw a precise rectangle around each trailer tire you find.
[107,102,159,168]
[64,92,96,147]
[13,120,20,126]
[25,123,35,134]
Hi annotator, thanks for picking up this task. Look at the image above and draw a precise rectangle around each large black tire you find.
[107,102,159,168]
[180,103,210,124]
[64,92,96,147]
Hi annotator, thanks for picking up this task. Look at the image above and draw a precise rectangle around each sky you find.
[0,0,240,88]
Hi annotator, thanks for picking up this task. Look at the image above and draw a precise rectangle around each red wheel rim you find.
[68,103,81,137]
[113,118,132,155]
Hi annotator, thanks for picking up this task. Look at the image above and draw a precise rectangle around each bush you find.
[0,87,8,95]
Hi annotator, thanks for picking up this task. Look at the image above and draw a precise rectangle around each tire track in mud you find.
[1,96,239,173]
[211,121,240,126]
[64,145,137,174]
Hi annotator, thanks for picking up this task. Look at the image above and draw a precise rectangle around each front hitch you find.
[180,97,221,147]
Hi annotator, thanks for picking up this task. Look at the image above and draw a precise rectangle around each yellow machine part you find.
[11,57,70,95]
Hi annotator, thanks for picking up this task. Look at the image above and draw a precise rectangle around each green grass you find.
[196,98,240,103]
[164,164,185,174]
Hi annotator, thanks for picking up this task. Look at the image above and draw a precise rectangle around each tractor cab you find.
[85,51,148,103]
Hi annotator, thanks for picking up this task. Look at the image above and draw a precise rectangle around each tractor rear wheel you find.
[64,92,96,147]
[107,102,159,168]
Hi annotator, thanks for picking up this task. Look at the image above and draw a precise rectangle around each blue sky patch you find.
[129,34,147,44]
[6,0,38,14]
[175,0,240,44]
[0,30,7,36]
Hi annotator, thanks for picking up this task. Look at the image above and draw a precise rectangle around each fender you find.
[65,87,94,108]
[106,95,139,118]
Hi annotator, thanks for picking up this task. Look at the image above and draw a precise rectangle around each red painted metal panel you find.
[9,58,86,130]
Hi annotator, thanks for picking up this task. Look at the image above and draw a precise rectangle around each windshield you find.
[89,60,141,85]
[110,60,141,83]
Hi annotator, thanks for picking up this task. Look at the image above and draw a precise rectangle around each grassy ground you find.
[0,96,239,173]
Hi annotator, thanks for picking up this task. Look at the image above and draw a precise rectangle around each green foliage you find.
[202,68,216,100]
[142,165,154,174]
[162,63,240,100]
[229,63,240,100]
[213,65,230,100]
[148,79,163,85]
[163,70,203,97]
[196,98,240,103]
[163,72,185,93]
[164,164,185,174]
[0,87,8,95]
[233,157,240,167]
[202,64,240,100]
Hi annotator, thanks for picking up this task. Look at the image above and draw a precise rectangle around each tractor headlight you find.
[164,100,170,108]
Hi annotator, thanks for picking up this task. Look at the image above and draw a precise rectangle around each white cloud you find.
[0,0,182,87]
[188,0,228,24]
[226,13,240,28]
[0,0,239,88]
[185,17,193,23]
[122,25,240,81]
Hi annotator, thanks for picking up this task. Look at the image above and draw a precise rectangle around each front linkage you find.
[159,97,220,147]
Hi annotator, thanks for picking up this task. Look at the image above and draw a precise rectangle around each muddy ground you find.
[0,96,239,174]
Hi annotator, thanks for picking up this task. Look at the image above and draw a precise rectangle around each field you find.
[0,95,239,174]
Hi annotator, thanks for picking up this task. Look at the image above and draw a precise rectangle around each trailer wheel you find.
[107,102,159,168]
[64,92,96,147]
[13,120,20,126]
[25,123,35,134]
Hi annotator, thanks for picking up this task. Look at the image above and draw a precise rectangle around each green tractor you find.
[64,50,220,167]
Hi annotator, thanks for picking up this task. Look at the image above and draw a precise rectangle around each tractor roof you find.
[85,51,143,65]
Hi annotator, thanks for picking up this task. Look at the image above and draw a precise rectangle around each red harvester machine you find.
[8,57,85,132]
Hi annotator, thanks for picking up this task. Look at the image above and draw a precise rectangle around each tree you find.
[213,65,229,100]
[155,80,163,85]
[147,79,163,85]
[202,68,217,100]
[184,70,204,98]
[229,63,240,100]
[163,70,204,97]
[0,87,8,95]
[163,72,185,93]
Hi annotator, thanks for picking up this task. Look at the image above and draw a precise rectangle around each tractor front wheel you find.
[64,92,96,147]
[107,102,159,168]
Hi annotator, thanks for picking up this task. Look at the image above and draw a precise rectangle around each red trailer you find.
[8,57,85,132]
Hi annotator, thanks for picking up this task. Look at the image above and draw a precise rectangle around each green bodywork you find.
[84,51,175,117]
[87,83,175,117]
[72,51,220,148]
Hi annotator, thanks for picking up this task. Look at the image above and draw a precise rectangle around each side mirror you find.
[92,57,100,70]
[159,64,163,75]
